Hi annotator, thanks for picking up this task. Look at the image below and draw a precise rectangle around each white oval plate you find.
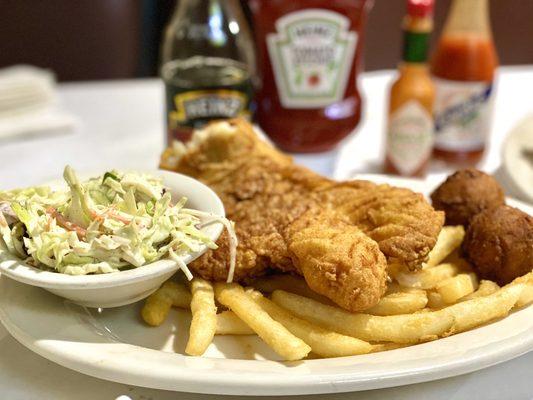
[0,176,532,396]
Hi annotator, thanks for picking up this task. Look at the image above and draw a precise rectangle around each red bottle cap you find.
[407,0,434,17]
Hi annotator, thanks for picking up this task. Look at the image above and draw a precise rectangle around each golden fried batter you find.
[160,119,443,311]
[287,210,387,312]
[319,182,444,270]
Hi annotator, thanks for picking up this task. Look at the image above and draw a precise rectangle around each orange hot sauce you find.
[385,0,435,177]
[430,0,498,166]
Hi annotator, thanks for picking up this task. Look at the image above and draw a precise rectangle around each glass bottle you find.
[161,0,256,144]
[430,0,498,165]
[385,0,435,177]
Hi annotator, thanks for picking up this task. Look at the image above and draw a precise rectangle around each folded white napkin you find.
[0,65,77,141]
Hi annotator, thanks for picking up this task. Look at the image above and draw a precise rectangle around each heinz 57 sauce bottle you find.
[431,0,498,165]
[161,0,256,144]
[249,0,373,153]
[385,0,435,177]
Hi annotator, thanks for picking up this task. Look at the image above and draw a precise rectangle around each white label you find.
[387,100,434,176]
[433,77,494,151]
[266,9,357,109]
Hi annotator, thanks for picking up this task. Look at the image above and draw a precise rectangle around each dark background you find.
[0,0,530,81]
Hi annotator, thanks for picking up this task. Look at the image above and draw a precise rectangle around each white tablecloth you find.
[0,67,532,400]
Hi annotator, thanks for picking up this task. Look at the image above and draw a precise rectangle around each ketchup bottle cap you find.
[407,0,434,17]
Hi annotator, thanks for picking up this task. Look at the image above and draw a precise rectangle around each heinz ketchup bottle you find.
[431,0,498,166]
[249,0,373,153]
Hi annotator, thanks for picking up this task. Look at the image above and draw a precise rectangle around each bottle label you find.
[433,77,494,151]
[266,9,357,109]
[387,100,434,176]
[167,89,249,128]
[402,31,430,63]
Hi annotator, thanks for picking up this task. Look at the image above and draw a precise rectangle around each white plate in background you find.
[503,116,533,203]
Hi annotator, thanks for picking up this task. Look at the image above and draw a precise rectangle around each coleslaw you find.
[0,166,236,281]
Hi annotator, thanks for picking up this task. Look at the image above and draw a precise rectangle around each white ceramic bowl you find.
[0,170,225,308]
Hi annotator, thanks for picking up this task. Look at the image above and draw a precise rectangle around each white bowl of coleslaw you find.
[0,167,229,308]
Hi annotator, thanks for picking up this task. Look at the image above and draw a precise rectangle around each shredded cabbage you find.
[0,166,236,280]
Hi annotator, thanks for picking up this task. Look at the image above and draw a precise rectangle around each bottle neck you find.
[170,0,205,20]
[443,0,491,37]
[170,0,237,26]
[176,0,211,9]
[402,15,433,63]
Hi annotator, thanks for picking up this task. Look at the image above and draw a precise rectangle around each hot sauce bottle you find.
[430,0,498,165]
[249,0,373,153]
[385,0,435,177]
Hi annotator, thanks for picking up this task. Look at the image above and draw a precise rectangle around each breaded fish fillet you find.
[161,119,444,311]
[286,210,388,311]
[319,182,444,270]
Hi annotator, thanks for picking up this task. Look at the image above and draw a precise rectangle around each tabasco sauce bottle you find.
[431,0,498,165]
[385,0,435,177]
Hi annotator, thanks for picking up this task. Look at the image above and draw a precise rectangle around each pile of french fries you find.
[141,226,533,360]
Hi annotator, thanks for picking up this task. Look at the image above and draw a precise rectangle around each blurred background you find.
[1,0,531,81]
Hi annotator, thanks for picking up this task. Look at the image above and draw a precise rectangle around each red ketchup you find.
[249,0,373,153]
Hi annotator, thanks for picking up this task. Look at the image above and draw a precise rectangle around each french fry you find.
[444,251,473,272]
[248,290,372,358]
[370,342,407,353]
[250,275,332,304]
[272,290,454,344]
[215,283,311,360]
[385,282,426,296]
[216,311,254,335]
[512,271,533,285]
[395,262,459,289]
[366,291,428,316]
[424,226,465,268]
[426,291,446,309]
[141,281,191,327]
[460,280,499,301]
[185,278,217,356]
[385,282,402,295]
[512,271,533,308]
[439,283,525,333]
[515,283,533,308]
[436,273,478,304]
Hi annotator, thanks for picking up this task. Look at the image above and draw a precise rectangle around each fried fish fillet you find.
[319,182,445,270]
[286,210,388,311]
[161,119,444,311]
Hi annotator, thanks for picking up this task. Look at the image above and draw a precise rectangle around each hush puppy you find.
[431,169,505,226]
[462,205,533,285]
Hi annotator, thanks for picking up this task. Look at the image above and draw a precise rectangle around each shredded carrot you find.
[46,207,87,239]
[89,208,131,225]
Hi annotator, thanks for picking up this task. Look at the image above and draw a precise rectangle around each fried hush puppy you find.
[431,168,505,226]
[463,205,533,285]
